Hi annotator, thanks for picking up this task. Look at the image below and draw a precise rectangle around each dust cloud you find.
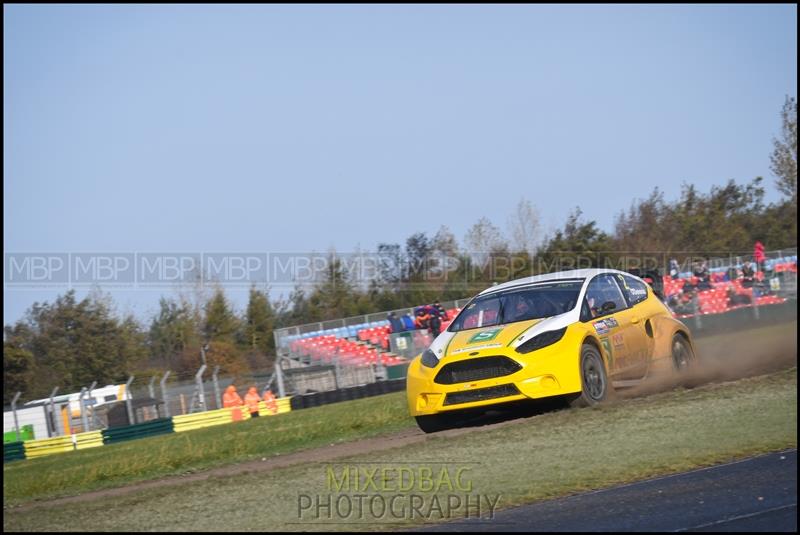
[621,320,797,398]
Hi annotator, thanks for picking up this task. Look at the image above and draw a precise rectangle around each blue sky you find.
[4,4,797,323]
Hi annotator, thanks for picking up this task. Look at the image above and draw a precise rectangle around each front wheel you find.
[571,344,612,408]
[415,414,450,433]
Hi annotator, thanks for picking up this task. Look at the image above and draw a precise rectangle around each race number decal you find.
[468,328,502,344]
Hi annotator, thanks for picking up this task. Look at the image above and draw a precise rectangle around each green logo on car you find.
[468,328,502,344]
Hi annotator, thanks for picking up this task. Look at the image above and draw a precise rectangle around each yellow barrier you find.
[257,397,292,416]
[24,430,104,459]
[23,436,73,459]
[172,408,232,433]
[75,430,103,450]
[172,397,292,432]
[21,398,293,457]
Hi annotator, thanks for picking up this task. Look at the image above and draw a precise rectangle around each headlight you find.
[421,349,439,368]
[515,327,567,354]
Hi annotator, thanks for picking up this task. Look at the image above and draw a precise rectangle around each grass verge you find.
[3,367,796,531]
[3,392,414,505]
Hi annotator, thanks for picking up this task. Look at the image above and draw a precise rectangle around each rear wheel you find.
[671,334,695,372]
[571,344,612,408]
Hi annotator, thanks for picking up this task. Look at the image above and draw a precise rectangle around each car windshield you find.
[449,280,584,332]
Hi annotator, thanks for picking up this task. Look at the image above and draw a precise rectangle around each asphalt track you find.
[424,450,797,532]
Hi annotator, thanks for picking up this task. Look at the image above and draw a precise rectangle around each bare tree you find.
[431,225,459,257]
[507,197,542,257]
[430,225,460,281]
[465,216,507,267]
[771,95,797,201]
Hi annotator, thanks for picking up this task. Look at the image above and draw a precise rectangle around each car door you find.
[614,273,657,368]
[583,274,648,379]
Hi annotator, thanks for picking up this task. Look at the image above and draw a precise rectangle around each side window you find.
[582,274,627,320]
[619,275,649,306]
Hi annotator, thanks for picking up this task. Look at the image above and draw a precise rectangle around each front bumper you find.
[406,332,585,416]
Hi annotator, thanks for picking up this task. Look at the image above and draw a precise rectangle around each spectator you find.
[401,313,416,331]
[414,307,430,330]
[222,385,243,408]
[754,241,766,272]
[693,260,712,290]
[669,258,680,278]
[387,311,405,333]
[262,389,278,415]
[741,261,756,288]
[666,293,681,313]
[386,312,406,333]
[433,301,447,319]
[244,386,261,418]
[668,288,697,315]
[428,305,443,337]
[727,286,752,307]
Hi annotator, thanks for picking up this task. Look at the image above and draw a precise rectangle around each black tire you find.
[671,333,695,372]
[415,414,450,434]
[571,344,612,408]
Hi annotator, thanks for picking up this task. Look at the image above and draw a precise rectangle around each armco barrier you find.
[102,418,174,445]
[7,398,293,462]
[259,397,292,417]
[172,408,232,433]
[74,430,104,451]
[23,435,75,458]
[23,430,103,459]
[172,398,292,433]
[4,441,26,462]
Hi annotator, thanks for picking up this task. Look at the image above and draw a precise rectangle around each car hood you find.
[443,319,543,357]
[426,308,580,364]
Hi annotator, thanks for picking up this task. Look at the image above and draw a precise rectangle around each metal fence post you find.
[147,376,158,417]
[275,357,286,398]
[693,293,702,331]
[195,364,207,412]
[188,391,198,414]
[11,392,21,442]
[261,371,276,398]
[125,375,135,425]
[86,381,98,430]
[212,366,221,409]
[48,387,60,437]
[79,387,89,432]
[160,371,171,418]
[753,291,761,321]
[333,353,341,390]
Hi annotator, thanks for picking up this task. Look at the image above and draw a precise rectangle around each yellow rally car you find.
[407,268,696,432]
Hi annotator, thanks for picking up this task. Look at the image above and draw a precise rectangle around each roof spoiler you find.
[626,268,665,301]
